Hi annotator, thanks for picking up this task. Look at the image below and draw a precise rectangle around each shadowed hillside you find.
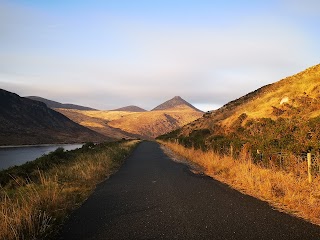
[27,96,96,110]
[0,89,107,145]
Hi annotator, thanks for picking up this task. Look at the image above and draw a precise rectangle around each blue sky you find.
[1,0,319,111]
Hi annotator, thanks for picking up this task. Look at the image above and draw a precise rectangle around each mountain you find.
[56,96,203,139]
[113,105,147,112]
[55,108,139,139]
[108,108,203,139]
[152,96,202,112]
[0,89,107,145]
[158,64,320,155]
[26,96,96,110]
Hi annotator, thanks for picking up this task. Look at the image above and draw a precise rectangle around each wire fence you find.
[177,139,320,182]
[250,151,320,182]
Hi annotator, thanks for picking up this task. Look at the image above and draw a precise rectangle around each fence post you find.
[308,153,312,183]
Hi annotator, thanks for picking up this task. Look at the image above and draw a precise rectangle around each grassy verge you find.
[159,140,320,226]
[0,140,140,240]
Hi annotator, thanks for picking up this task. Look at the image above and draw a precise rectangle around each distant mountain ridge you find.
[0,89,106,145]
[152,96,202,112]
[26,96,96,111]
[56,96,203,140]
[113,105,146,112]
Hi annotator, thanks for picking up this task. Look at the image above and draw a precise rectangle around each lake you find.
[0,144,83,170]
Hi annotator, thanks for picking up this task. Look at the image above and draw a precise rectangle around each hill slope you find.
[0,89,107,145]
[56,97,203,139]
[108,107,203,139]
[152,96,202,112]
[113,105,147,112]
[27,96,96,110]
[158,64,320,155]
[55,109,139,139]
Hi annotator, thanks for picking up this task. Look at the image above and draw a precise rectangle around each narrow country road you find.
[58,141,320,239]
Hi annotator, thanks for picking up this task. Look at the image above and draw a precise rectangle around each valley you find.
[55,96,203,140]
[0,91,203,145]
[2,1,320,239]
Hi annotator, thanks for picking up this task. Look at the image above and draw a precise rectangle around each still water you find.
[0,144,83,170]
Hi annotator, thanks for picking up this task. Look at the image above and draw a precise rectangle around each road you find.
[58,141,320,239]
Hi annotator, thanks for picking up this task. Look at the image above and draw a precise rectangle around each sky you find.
[1,0,319,111]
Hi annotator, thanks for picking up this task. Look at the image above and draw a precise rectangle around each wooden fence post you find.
[308,153,312,183]
[230,145,233,158]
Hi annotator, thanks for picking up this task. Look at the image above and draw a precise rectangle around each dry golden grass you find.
[76,110,136,121]
[0,172,63,240]
[160,141,320,225]
[80,121,105,128]
[55,109,136,121]
[0,141,139,240]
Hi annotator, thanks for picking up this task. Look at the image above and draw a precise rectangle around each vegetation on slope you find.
[159,64,320,157]
[0,140,139,240]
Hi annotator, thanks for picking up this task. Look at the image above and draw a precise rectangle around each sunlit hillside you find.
[75,110,136,121]
[56,97,203,139]
[159,64,320,155]
[55,109,136,139]
[108,106,203,138]
[222,64,320,127]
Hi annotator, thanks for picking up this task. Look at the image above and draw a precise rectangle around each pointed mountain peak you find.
[173,96,183,100]
[152,96,202,112]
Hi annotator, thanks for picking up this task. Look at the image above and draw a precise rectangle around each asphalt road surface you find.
[58,141,320,239]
